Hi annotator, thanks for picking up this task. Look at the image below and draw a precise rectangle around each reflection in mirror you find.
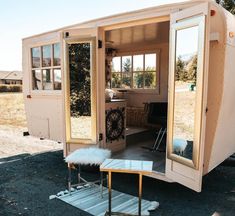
[172,26,199,160]
[69,43,92,139]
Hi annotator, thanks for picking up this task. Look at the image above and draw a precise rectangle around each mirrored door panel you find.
[173,26,199,160]
[168,16,205,168]
[69,43,92,139]
[65,38,96,143]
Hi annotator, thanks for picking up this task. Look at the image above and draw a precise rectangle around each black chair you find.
[144,102,168,151]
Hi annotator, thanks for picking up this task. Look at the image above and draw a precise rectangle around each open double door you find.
[63,3,209,192]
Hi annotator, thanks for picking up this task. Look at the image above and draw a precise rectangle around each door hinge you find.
[65,32,69,38]
[98,40,102,49]
[206,107,208,114]
[99,133,103,141]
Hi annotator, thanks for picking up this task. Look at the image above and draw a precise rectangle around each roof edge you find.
[22,0,211,41]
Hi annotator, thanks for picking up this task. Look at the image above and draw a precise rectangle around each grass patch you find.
[0,93,26,128]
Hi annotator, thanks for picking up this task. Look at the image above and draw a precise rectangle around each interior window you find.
[145,54,156,71]
[133,55,143,71]
[111,52,159,90]
[112,57,122,88]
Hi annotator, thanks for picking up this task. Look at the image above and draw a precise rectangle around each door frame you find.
[165,2,210,192]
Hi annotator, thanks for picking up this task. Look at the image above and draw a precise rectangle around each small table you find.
[100,159,153,216]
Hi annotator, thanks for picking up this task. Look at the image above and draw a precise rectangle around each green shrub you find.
[0,84,22,92]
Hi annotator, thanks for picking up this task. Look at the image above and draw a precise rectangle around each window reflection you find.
[54,69,61,90]
[32,70,41,90]
[42,45,51,67]
[42,69,52,90]
[32,47,40,68]
[53,43,61,66]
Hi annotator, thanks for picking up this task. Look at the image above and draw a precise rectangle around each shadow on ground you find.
[0,151,234,216]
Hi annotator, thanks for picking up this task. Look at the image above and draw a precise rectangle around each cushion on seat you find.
[65,147,111,165]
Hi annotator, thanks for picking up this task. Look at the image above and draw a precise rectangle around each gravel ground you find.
[0,150,234,216]
[0,93,234,216]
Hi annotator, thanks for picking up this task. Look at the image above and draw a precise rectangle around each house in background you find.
[0,71,23,85]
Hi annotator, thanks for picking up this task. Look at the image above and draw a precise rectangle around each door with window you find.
[166,3,209,192]
[64,28,98,146]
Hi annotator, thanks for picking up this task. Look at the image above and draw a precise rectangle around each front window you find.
[111,52,159,90]
[31,43,61,91]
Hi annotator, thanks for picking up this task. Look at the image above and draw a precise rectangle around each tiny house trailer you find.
[22,0,235,192]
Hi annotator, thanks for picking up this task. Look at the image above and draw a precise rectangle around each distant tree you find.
[144,72,154,88]
[188,55,197,86]
[216,0,235,14]
[123,58,131,72]
[69,43,91,117]
[134,72,154,88]
[112,73,121,88]
[122,75,131,88]
[175,56,187,81]
[135,73,144,88]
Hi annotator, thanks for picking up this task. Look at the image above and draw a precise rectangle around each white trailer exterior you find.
[22,0,235,192]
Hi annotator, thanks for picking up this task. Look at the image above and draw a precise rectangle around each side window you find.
[31,43,61,91]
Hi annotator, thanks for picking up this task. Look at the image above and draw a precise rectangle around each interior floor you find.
[113,130,166,173]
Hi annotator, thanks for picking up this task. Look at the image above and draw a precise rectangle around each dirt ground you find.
[0,93,235,216]
[0,93,62,158]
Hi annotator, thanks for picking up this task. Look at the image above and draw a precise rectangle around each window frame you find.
[111,50,160,94]
[30,43,62,93]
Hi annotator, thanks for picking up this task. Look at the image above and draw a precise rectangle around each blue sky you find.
[0,0,187,71]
